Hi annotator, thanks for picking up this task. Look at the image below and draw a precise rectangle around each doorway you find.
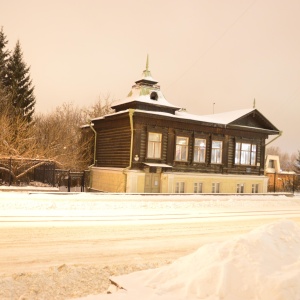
[144,172,160,193]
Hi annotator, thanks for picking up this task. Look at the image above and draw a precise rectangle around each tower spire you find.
[146,54,149,71]
[134,55,158,85]
[139,54,154,81]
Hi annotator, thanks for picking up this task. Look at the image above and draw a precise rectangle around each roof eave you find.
[112,100,180,111]
[227,124,280,135]
[233,109,280,132]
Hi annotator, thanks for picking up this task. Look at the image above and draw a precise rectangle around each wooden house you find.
[87,58,280,193]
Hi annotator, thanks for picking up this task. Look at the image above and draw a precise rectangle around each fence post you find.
[68,170,71,192]
[43,163,46,183]
[81,171,85,192]
[9,157,12,186]
[52,164,56,187]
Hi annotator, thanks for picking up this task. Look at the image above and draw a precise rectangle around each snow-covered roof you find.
[91,107,279,134]
[91,109,128,121]
[92,58,279,134]
[112,56,180,111]
[175,108,255,125]
[112,84,179,109]
[135,68,158,84]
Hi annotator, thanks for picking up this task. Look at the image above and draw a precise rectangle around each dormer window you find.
[150,91,158,101]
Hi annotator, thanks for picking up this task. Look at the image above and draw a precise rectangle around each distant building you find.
[86,58,280,193]
[265,155,296,192]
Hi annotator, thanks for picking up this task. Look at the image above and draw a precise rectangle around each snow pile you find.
[78,220,300,300]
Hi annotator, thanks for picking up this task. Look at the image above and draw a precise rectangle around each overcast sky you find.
[1,0,299,154]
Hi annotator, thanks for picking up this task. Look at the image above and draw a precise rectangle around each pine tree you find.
[0,27,10,85]
[5,40,35,122]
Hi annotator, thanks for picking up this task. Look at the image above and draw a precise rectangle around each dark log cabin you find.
[87,58,280,193]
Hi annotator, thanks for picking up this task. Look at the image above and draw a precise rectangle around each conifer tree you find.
[0,27,10,85]
[5,40,35,122]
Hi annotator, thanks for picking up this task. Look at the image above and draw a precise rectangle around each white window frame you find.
[147,132,162,159]
[236,183,245,193]
[175,182,185,193]
[211,141,223,164]
[175,136,189,161]
[212,182,220,193]
[235,142,257,166]
[252,183,259,193]
[194,182,203,193]
[193,138,206,163]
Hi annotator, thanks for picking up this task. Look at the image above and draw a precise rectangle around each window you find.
[150,91,158,100]
[235,142,256,165]
[211,141,222,164]
[268,160,275,168]
[194,182,203,193]
[175,136,189,161]
[194,138,206,163]
[236,183,245,193]
[212,182,220,193]
[252,184,259,193]
[175,182,185,193]
[147,132,162,158]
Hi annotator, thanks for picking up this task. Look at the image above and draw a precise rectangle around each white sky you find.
[1,0,299,153]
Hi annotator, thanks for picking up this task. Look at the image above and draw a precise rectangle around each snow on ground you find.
[76,219,300,300]
[1,192,300,299]
[0,192,299,217]
[1,192,300,227]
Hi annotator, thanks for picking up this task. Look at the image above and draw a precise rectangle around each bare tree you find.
[33,95,115,171]
[81,94,115,121]
[0,100,53,182]
[34,102,93,171]
[0,93,114,183]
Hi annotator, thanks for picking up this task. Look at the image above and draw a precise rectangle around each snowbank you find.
[77,220,300,300]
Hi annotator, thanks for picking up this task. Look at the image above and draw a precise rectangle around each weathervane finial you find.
[146,54,149,71]
[253,98,256,108]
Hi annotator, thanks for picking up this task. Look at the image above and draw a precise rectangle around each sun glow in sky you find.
[1,0,299,153]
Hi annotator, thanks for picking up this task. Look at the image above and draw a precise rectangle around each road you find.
[1,193,300,299]
[2,208,300,276]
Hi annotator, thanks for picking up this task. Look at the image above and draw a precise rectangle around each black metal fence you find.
[0,158,89,192]
[34,163,56,186]
[53,169,89,192]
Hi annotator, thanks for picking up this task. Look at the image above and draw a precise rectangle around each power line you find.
[166,0,257,89]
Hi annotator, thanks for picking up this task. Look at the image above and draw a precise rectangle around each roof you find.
[175,108,255,125]
[93,58,280,135]
[134,54,158,84]
[90,108,253,124]
[112,55,180,111]
[92,107,280,135]
[112,85,179,109]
